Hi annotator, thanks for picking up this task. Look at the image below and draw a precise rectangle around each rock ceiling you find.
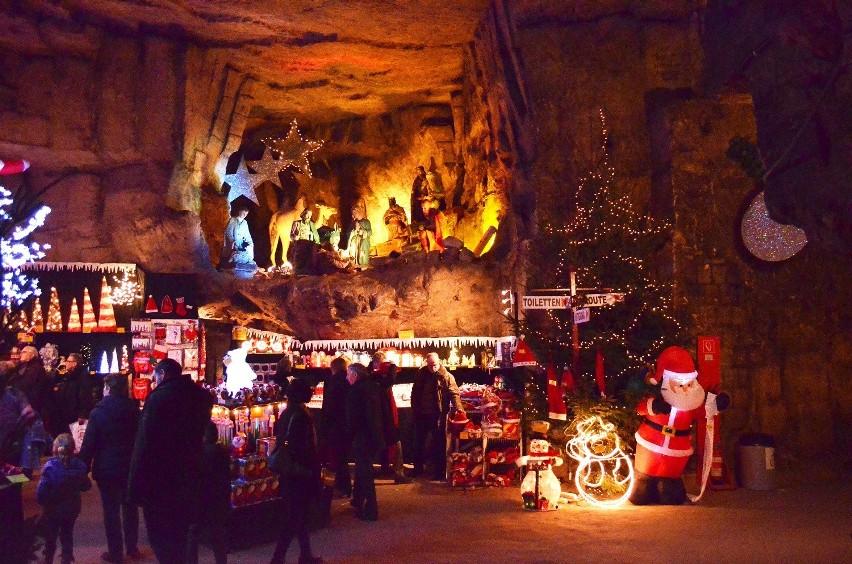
[18,0,491,121]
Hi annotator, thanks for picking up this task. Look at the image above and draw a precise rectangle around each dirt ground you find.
[21,470,851,564]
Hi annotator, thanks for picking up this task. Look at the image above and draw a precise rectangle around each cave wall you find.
[508,0,850,466]
[663,96,852,471]
[0,22,211,273]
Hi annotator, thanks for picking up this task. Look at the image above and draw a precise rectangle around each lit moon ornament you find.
[741,191,807,261]
[566,415,634,508]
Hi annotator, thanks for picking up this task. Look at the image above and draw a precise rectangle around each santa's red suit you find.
[635,398,705,478]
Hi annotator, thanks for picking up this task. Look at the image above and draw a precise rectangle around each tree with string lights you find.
[519,110,682,412]
[0,168,52,333]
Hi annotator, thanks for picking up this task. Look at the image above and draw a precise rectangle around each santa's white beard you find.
[661,379,705,411]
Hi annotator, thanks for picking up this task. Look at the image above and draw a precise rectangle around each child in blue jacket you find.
[37,433,92,563]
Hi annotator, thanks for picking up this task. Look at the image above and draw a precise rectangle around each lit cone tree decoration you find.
[45,287,61,331]
[31,296,43,332]
[82,287,97,331]
[518,109,683,396]
[67,297,81,332]
[96,276,116,332]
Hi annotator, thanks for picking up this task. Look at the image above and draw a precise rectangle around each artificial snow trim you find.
[244,328,294,343]
[21,262,137,274]
[298,336,500,351]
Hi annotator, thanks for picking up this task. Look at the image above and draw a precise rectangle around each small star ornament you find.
[247,147,285,189]
[263,120,323,177]
[741,191,808,261]
[223,156,259,204]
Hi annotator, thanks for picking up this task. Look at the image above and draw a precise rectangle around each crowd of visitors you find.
[0,348,465,563]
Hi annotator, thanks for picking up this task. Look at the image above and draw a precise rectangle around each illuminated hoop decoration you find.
[566,415,634,508]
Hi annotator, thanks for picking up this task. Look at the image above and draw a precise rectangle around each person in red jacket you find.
[630,346,729,505]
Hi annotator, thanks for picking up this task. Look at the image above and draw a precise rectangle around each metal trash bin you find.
[739,433,776,490]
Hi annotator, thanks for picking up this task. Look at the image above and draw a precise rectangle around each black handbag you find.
[268,412,312,478]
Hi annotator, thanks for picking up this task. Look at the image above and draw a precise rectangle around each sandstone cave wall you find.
[663,96,852,472]
[0,22,213,273]
[508,1,850,466]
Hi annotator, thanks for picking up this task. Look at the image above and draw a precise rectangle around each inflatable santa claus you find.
[630,346,729,505]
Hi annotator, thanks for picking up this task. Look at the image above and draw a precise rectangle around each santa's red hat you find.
[512,338,537,367]
[651,346,698,386]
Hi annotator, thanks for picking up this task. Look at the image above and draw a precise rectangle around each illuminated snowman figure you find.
[566,415,634,508]
[223,347,257,395]
[516,439,563,510]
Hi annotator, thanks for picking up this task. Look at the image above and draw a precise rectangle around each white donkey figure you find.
[269,195,306,267]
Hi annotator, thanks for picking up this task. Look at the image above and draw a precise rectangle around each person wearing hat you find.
[270,378,323,564]
[630,346,730,505]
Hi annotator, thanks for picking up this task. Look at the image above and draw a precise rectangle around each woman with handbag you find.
[269,378,323,564]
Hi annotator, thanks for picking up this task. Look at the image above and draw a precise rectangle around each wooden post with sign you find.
[570,267,579,376]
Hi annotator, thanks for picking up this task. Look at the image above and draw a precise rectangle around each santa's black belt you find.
[643,419,691,437]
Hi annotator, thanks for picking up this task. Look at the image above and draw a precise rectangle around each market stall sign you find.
[573,308,590,324]
[577,292,625,308]
[521,295,571,309]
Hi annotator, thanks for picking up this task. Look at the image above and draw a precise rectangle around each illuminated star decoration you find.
[262,120,323,178]
[223,157,259,204]
[247,147,285,189]
[741,191,808,262]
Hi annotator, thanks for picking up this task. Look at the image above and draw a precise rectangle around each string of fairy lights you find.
[525,109,681,380]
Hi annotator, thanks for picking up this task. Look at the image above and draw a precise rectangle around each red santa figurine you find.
[629,346,729,505]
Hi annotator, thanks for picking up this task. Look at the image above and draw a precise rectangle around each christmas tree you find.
[519,110,681,404]
[45,287,61,331]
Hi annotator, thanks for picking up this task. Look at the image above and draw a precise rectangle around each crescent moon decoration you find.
[741,191,808,262]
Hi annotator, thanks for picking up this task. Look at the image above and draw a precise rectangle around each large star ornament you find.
[247,147,284,189]
[263,120,323,177]
[223,156,259,204]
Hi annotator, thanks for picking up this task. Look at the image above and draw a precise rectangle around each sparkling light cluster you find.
[111,270,142,306]
[0,186,50,310]
[741,191,807,261]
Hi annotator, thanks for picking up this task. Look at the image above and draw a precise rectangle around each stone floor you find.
[21,472,851,563]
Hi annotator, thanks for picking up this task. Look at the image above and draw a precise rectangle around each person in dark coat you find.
[49,353,96,437]
[128,359,213,564]
[79,373,141,563]
[321,356,351,497]
[346,363,384,521]
[411,352,464,481]
[188,422,230,564]
[270,378,323,564]
[0,368,39,563]
[37,433,92,564]
[371,352,411,484]
[8,345,51,423]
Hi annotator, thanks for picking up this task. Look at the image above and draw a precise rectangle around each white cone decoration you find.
[110,349,119,373]
[99,351,109,374]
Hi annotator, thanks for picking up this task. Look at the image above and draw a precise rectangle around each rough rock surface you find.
[200,252,510,340]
